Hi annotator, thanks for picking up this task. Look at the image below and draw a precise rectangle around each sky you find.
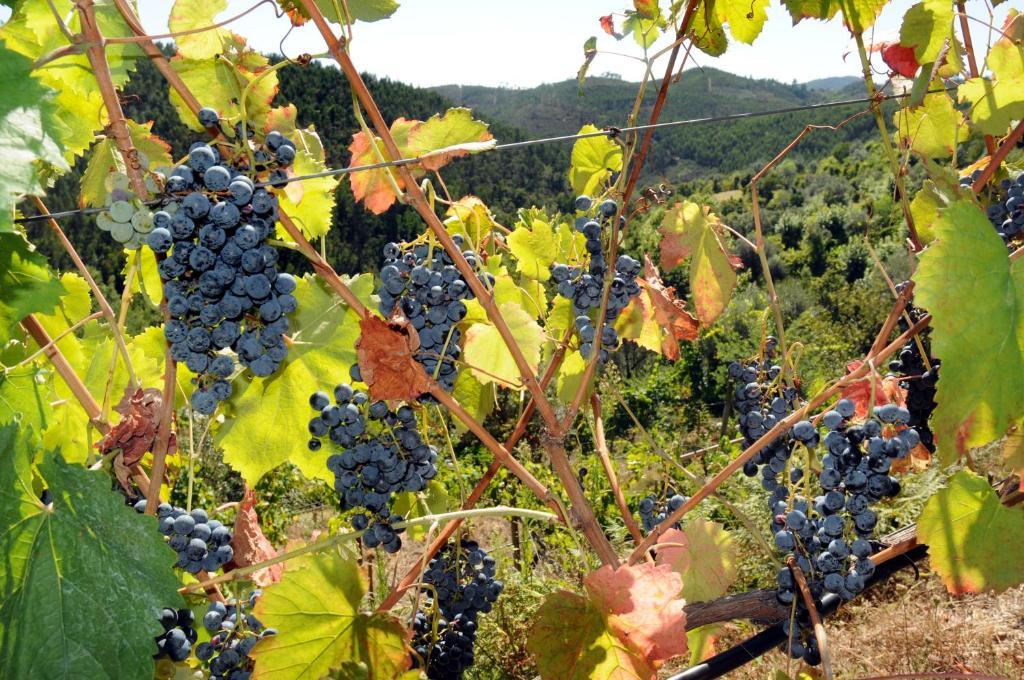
[128,0,1013,88]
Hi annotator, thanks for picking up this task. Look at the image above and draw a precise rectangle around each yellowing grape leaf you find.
[528,590,654,680]
[783,0,885,33]
[216,275,373,484]
[463,302,543,388]
[406,108,494,172]
[617,257,699,360]
[689,3,728,57]
[278,128,339,239]
[959,39,1024,136]
[444,195,498,249]
[659,202,739,324]
[527,561,689,679]
[569,125,623,197]
[347,118,419,214]
[894,89,966,159]
[391,480,449,541]
[170,0,233,59]
[508,215,557,281]
[556,350,588,405]
[623,11,665,49]
[716,0,769,44]
[251,548,411,680]
[1003,428,1024,491]
[899,0,954,63]
[0,426,184,680]
[450,368,495,433]
[168,41,279,132]
[912,200,1024,463]
[917,470,1024,594]
[655,521,738,603]
[908,180,946,244]
[0,46,69,231]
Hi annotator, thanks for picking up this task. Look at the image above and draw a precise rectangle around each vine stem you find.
[75,0,148,199]
[297,0,617,566]
[144,320,176,516]
[31,197,138,389]
[956,0,996,156]
[590,394,645,547]
[179,506,558,594]
[971,119,1024,193]
[627,313,932,563]
[749,110,872,385]
[377,326,576,612]
[852,30,922,252]
[787,556,833,680]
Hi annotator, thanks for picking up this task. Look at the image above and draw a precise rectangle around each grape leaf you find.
[908,180,944,244]
[783,0,885,33]
[689,3,728,57]
[959,39,1024,136]
[80,120,172,208]
[556,350,588,405]
[578,36,598,94]
[168,42,279,132]
[406,108,494,172]
[356,313,430,402]
[508,213,557,281]
[633,0,659,20]
[216,274,373,485]
[231,488,283,587]
[716,0,770,44]
[0,45,69,231]
[347,118,419,214]
[569,124,623,197]
[444,195,499,249]
[894,89,966,159]
[878,41,921,78]
[617,257,699,360]
[911,200,1024,463]
[0,425,183,679]
[391,480,449,541]
[658,202,739,324]
[899,0,954,64]
[278,128,339,239]
[450,368,494,432]
[528,590,653,680]
[170,0,233,60]
[1003,428,1024,492]
[917,470,1024,594]
[313,0,400,23]
[250,548,412,680]
[0,365,52,435]
[0,233,65,342]
[623,12,664,49]
[655,521,738,603]
[463,302,543,388]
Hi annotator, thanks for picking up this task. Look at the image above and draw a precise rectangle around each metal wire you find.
[14,87,942,226]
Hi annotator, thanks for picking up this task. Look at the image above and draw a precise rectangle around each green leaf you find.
[0,426,183,679]
[278,128,339,239]
[782,0,884,33]
[689,4,728,57]
[250,548,411,679]
[893,89,966,159]
[508,215,557,281]
[959,39,1024,136]
[314,0,400,23]
[80,120,172,207]
[405,108,494,171]
[655,521,738,603]
[568,125,623,197]
[0,365,53,435]
[658,202,738,325]
[912,200,1024,462]
[0,44,69,231]
[623,12,664,48]
[0,233,65,342]
[908,180,944,244]
[463,302,543,388]
[716,0,769,44]
[528,590,652,680]
[168,48,279,133]
[578,37,598,95]
[450,365,495,432]
[443,196,499,250]
[917,470,1024,594]
[899,0,954,63]
[215,275,373,484]
[391,481,449,541]
[555,350,588,405]
[170,0,233,60]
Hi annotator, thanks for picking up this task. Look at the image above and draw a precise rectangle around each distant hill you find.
[803,76,862,91]
[432,68,879,181]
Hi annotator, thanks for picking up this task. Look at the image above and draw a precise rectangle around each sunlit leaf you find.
[569,125,622,197]
[170,0,233,59]
[508,214,557,281]
[959,39,1024,136]
[655,521,738,603]
[463,302,543,388]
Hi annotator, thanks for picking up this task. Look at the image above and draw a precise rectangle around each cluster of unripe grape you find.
[550,195,642,362]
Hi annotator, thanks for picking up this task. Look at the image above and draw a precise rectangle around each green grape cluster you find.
[94,171,162,249]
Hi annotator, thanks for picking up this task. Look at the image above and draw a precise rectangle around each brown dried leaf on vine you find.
[98,387,175,467]
[228,488,283,587]
[641,255,699,354]
[355,312,430,401]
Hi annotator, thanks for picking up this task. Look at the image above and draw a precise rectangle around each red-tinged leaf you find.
[642,256,700,354]
[584,562,688,665]
[229,488,283,587]
[355,313,430,402]
[633,0,659,19]
[600,14,616,35]
[98,387,174,467]
[879,41,921,78]
[839,359,905,419]
[265,105,299,135]
[654,522,738,604]
[405,108,494,172]
[347,117,420,214]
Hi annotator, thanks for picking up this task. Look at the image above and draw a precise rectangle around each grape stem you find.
[971,119,1024,194]
[590,394,647,548]
[178,506,559,594]
[75,0,149,200]
[786,555,833,680]
[30,197,140,390]
[956,0,996,157]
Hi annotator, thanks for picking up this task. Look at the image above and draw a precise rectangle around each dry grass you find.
[688,568,1024,679]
